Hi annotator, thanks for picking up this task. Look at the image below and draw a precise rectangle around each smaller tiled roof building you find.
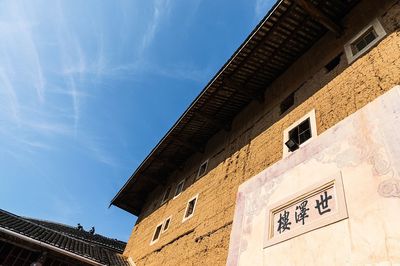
[0,209,130,266]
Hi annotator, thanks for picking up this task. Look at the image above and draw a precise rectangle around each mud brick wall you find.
[124,0,400,265]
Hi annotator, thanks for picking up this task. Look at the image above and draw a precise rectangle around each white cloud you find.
[0,68,20,124]
[80,135,120,168]
[21,22,46,103]
[25,121,74,136]
[5,2,46,103]
[67,77,80,135]
[52,2,88,136]
[95,34,106,80]
[20,140,53,151]
[105,60,210,83]
[139,0,172,53]
[0,0,208,171]
[150,62,211,83]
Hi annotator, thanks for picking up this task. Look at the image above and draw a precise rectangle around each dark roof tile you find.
[27,218,126,252]
[0,209,129,266]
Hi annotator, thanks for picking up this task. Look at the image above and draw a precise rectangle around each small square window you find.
[196,160,208,179]
[162,217,171,233]
[183,194,198,222]
[150,223,163,244]
[344,18,386,63]
[174,179,185,198]
[283,109,317,157]
[287,118,311,152]
[351,27,377,55]
[161,187,172,204]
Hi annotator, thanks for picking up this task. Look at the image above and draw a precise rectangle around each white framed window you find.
[162,216,172,233]
[161,186,172,205]
[150,222,163,245]
[182,194,199,222]
[196,159,209,179]
[344,18,386,64]
[283,109,317,157]
[173,179,185,198]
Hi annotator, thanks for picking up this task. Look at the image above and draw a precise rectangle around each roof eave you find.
[110,0,286,214]
[111,0,359,216]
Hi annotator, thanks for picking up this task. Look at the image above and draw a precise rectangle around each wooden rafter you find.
[161,159,182,171]
[194,112,231,131]
[150,148,184,171]
[296,0,343,36]
[225,1,320,100]
[174,138,204,154]
[225,1,295,79]
[223,78,265,103]
[146,175,166,186]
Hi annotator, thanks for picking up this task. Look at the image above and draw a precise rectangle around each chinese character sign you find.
[265,175,348,249]
[273,188,336,235]
[295,200,309,225]
[277,210,291,233]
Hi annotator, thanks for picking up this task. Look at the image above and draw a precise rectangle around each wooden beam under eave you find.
[161,159,183,171]
[146,175,166,186]
[296,0,343,36]
[223,78,265,103]
[252,89,265,103]
[174,138,205,154]
[153,151,183,172]
[195,112,231,131]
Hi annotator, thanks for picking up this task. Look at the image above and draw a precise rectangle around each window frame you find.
[173,179,185,199]
[282,109,317,158]
[160,186,172,205]
[344,18,386,64]
[182,194,199,222]
[196,159,209,180]
[150,222,164,245]
[162,216,172,233]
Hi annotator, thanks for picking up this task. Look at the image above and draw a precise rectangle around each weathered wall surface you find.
[228,85,400,265]
[124,0,400,265]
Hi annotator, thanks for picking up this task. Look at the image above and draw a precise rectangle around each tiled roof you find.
[0,209,129,266]
[25,218,126,253]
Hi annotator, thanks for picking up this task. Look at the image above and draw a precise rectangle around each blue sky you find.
[0,0,274,241]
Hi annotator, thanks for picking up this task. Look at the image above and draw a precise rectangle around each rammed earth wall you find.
[124,0,400,265]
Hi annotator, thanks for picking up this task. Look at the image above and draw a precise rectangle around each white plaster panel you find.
[227,86,400,266]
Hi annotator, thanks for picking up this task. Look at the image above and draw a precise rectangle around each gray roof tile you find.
[0,209,129,266]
